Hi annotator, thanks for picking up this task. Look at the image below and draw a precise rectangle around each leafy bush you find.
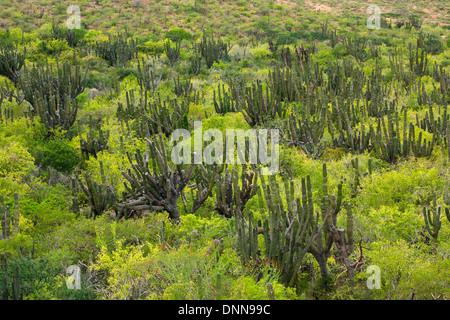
[34,138,80,173]
[165,28,192,42]
[0,141,35,181]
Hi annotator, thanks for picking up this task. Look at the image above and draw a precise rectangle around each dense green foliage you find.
[0,0,449,301]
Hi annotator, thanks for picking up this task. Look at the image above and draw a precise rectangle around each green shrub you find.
[165,28,192,42]
[34,138,80,173]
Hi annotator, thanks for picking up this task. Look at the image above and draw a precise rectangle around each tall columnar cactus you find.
[173,76,194,99]
[267,64,299,103]
[408,43,428,77]
[116,132,195,221]
[136,58,163,95]
[241,79,285,127]
[71,177,80,216]
[78,116,110,161]
[19,58,87,132]
[445,180,450,223]
[422,199,442,244]
[213,83,239,115]
[77,166,117,218]
[164,39,181,66]
[306,164,346,280]
[0,43,25,84]
[342,35,376,63]
[1,260,23,300]
[197,34,232,69]
[431,62,449,104]
[116,89,148,122]
[251,168,352,286]
[350,158,360,198]
[236,166,349,286]
[329,30,338,48]
[287,104,327,159]
[370,106,404,163]
[0,193,19,240]
[188,162,225,214]
[189,54,202,75]
[0,89,15,124]
[320,19,328,38]
[214,165,258,218]
[408,122,435,158]
[93,33,138,67]
[51,21,80,48]
[138,94,189,138]
[417,32,444,55]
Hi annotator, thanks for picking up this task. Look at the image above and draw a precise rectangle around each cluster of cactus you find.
[291,59,324,103]
[116,89,189,138]
[0,42,25,84]
[164,39,181,66]
[257,173,318,286]
[364,67,392,118]
[116,133,195,221]
[349,157,371,198]
[173,76,194,99]
[93,33,138,67]
[294,43,311,66]
[1,260,22,300]
[417,32,444,55]
[197,34,232,69]
[279,46,292,68]
[330,100,372,154]
[235,164,355,285]
[422,199,442,244]
[267,64,299,103]
[328,30,339,48]
[419,184,450,247]
[137,94,189,138]
[116,89,148,122]
[395,16,422,31]
[308,164,355,280]
[77,163,117,218]
[0,90,16,124]
[408,122,435,158]
[136,58,163,95]
[431,63,450,105]
[342,36,377,63]
[214,165,258,218]
[189,54,202,75]
[0,194,19,240]
[213,83,239,115]
[320,19,328,38]
[241,79,285,127]
[408,43,429,77]
[50,21,79,48]
[188,162,225,214]
[78,116,109,161]
[287,104,328,159]
[19,57,87,132]
[370,107,436,163]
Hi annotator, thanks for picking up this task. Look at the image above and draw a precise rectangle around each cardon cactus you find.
[77,166,117,218]
[116,132,195,221]
[0,193,19,240]
[19,57,87,133]
[214,165,258,218]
